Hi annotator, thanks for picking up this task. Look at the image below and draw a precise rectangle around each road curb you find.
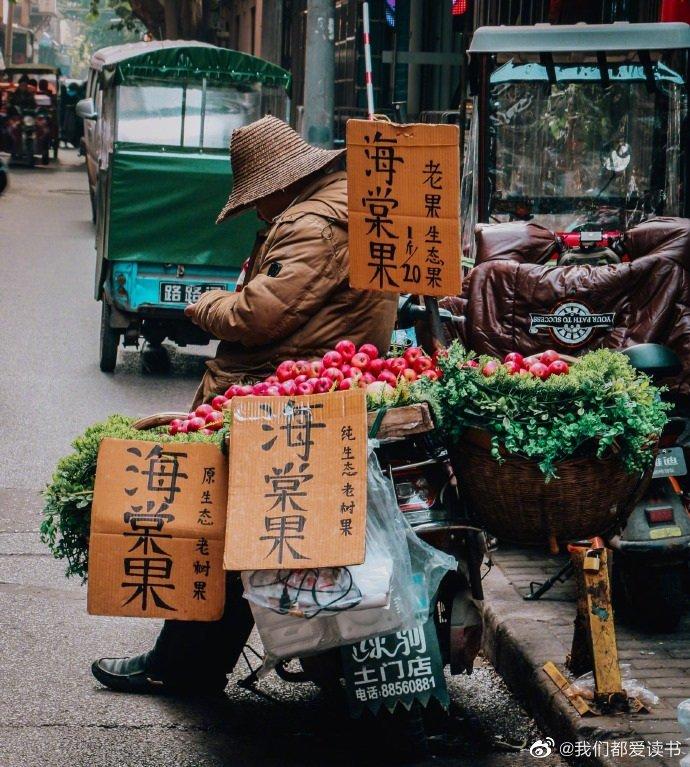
[480,564,669,767]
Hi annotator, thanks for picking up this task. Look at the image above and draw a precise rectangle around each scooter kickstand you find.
[524,560,574,600]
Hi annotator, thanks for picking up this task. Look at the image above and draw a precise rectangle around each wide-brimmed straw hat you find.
[217,116,345,222]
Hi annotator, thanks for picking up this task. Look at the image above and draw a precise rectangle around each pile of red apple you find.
[168,402,226,436]
[168,341,441,434]
[231,340,441,396]
[466,350,570,380]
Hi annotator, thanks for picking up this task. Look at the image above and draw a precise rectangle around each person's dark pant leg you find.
[147,572,254,691]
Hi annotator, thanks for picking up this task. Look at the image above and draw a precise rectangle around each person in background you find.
[8,75,36,112]
[35,79,53,109]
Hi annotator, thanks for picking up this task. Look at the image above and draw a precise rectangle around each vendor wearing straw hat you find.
[183,114,398,408]
[91,116,397,695]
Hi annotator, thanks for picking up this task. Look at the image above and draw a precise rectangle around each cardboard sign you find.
[347,119,461,297]
[88,439,227,621]
[225,389,367,570]
[341,616,449,716]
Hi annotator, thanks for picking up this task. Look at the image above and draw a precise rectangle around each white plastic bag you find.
[242,506,395,618]
[571,664,660,709]
[244,445,457,673]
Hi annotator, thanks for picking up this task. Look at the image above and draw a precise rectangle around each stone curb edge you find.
[479,564,666,767]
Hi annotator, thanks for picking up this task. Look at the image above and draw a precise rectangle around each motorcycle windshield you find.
[484,53,689,233]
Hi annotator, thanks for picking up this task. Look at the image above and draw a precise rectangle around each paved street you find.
[0,152,567,767]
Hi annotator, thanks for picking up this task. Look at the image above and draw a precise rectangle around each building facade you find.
[2,0,62,64]
[211,0,667,129]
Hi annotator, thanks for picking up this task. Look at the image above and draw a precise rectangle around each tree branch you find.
[129,0,165,37]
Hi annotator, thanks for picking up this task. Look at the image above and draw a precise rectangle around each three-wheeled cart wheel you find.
[99,300,121,372]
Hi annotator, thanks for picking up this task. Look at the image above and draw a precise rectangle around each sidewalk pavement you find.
[481,546,690,767]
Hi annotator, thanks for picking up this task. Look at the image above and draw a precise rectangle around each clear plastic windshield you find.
[116,83,261,148]
[485,56,688,232]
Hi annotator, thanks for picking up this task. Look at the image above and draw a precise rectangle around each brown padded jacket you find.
[188,171,397,405]
[443,217,690,395]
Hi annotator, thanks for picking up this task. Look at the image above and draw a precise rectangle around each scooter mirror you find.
[76,97,97,121]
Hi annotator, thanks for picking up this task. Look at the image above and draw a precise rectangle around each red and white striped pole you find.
[362,1,375,119]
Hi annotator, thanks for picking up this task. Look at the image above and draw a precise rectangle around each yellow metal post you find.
[581,544,625,704]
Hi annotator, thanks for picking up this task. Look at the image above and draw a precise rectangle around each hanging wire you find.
[247,567,363,618]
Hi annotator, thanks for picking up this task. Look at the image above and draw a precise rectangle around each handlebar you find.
[555,230,626,266]
[397,295,462,330]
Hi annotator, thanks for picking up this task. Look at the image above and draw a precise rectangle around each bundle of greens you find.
[424,343,669,480]
[41,415,218,580]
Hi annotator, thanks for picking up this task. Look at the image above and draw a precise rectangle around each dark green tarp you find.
[92,42,291,89]
[108,145,261,267]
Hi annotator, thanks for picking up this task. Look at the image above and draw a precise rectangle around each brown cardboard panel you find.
[87,439,227,620]
[347,119,461,297]
[367,402,435,440]
[225,389,368,571]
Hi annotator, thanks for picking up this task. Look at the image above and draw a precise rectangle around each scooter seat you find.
[621,343,683,381]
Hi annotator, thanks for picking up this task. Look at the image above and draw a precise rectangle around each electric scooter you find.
[610,344,690,632]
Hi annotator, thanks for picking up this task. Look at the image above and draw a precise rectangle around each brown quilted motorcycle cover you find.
[442,217,690,395]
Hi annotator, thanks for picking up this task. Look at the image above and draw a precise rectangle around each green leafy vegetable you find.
[423,343,669,480]
[41,415,220,580]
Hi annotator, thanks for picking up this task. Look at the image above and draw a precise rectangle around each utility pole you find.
[302,0,335,148]
[3,0,14,66]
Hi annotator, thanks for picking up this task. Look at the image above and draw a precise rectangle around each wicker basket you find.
[450,428,654,549]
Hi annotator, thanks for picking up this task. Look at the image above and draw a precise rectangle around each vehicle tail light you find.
[661,0,690,23]
[645,506,675,524]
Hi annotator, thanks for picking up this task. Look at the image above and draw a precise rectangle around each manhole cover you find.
[49,188,88,194]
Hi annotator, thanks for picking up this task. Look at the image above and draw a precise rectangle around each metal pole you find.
[407,0,422,117]
[362,1,375,118]
[393,0,410,105]
[199,77,207,148]
[4,0,14,65]
[302,0,335,148]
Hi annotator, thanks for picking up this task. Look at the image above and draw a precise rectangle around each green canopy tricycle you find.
[76,41,291,372]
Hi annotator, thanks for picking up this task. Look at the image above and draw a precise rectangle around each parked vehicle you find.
[76,41,291,372]
[0,64,60,165]
[611,344,690,632]
[453,22,690,631]
[462,21,690,266]
[262,426,486,699]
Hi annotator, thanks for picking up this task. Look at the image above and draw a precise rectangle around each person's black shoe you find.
[92,652,229,696]
[92,652,166,694]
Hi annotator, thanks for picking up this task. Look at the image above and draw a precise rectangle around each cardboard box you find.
[225,389,368,570]
[88,439,227,620]
[347,119,461,297]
